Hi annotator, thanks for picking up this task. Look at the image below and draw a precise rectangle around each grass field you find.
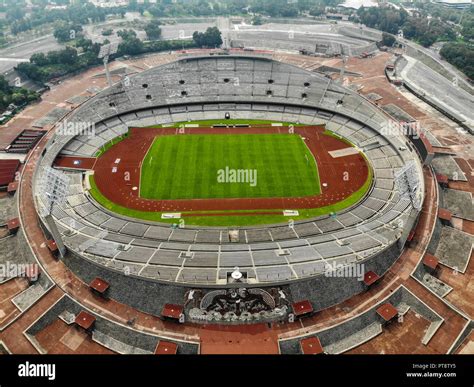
[140,133,320,200]
[89,165,372,227]
[88,122,374,227]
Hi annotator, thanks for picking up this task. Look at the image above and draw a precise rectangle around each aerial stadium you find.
[30,55,425,335]
[1,14,473,365]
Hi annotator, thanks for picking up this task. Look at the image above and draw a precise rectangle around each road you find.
[400,56,474,129]
[0,34,64,74]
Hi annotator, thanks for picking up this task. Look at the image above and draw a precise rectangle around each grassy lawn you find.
[140,133,320,200]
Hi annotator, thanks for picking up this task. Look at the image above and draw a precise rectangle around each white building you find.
[88,0,130,7]
[434,0,472,9]
[338,0,379,10]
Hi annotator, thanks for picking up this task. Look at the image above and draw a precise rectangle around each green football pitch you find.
[140,133,321,200]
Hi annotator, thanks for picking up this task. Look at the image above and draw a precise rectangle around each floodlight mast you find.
[339,55,347,84]
[42,167,70,258]
[98,43,119,87]
[103,56,112,87]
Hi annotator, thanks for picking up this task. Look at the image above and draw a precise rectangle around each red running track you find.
[91,125,369,212]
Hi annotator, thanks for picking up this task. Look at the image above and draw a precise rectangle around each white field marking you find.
[299,136,321,195]
[139,139,156,199]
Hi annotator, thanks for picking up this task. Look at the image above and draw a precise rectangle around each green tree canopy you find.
[144,20,162,40]
[192,27,223,48]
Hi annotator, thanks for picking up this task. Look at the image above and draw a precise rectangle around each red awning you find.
[47,240,58,253]
[300,336,324,355]
[363,271,380,286]
[407,230,416,242]
[7,218,20,231]
[438,208,452,221]
[292,300,313,316]
[75,311,96,330]
[435,174,449,184]
[7,181,18,193]
[89,277,110,294]
[161,304,184,320]
[376,303,398,322]
[423,254,439,270]
[155,341,178,355]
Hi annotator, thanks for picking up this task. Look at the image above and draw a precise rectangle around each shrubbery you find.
[440,43,474,80]
[0,75,39,113]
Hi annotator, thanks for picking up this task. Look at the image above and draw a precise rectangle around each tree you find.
[53,22,82,43]
[0,76,10,93]
[280,5,298,18]
[149,5,165,17]
[117,29,137,41]
[118,35,144,56]
[6,7,25,21]
[30,53,49,66]
[15,63,45,82]
[252,15,263,25]
[192,27,223,48]
[382,32,396,47]
[440,42,474,79]
[309,6,325,17]
[57,47,79,66]
[144,20,162,40]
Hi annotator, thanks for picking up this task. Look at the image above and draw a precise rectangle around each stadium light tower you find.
[338,55,348,84]
[40,167,70,258]
[98,42,119,87]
